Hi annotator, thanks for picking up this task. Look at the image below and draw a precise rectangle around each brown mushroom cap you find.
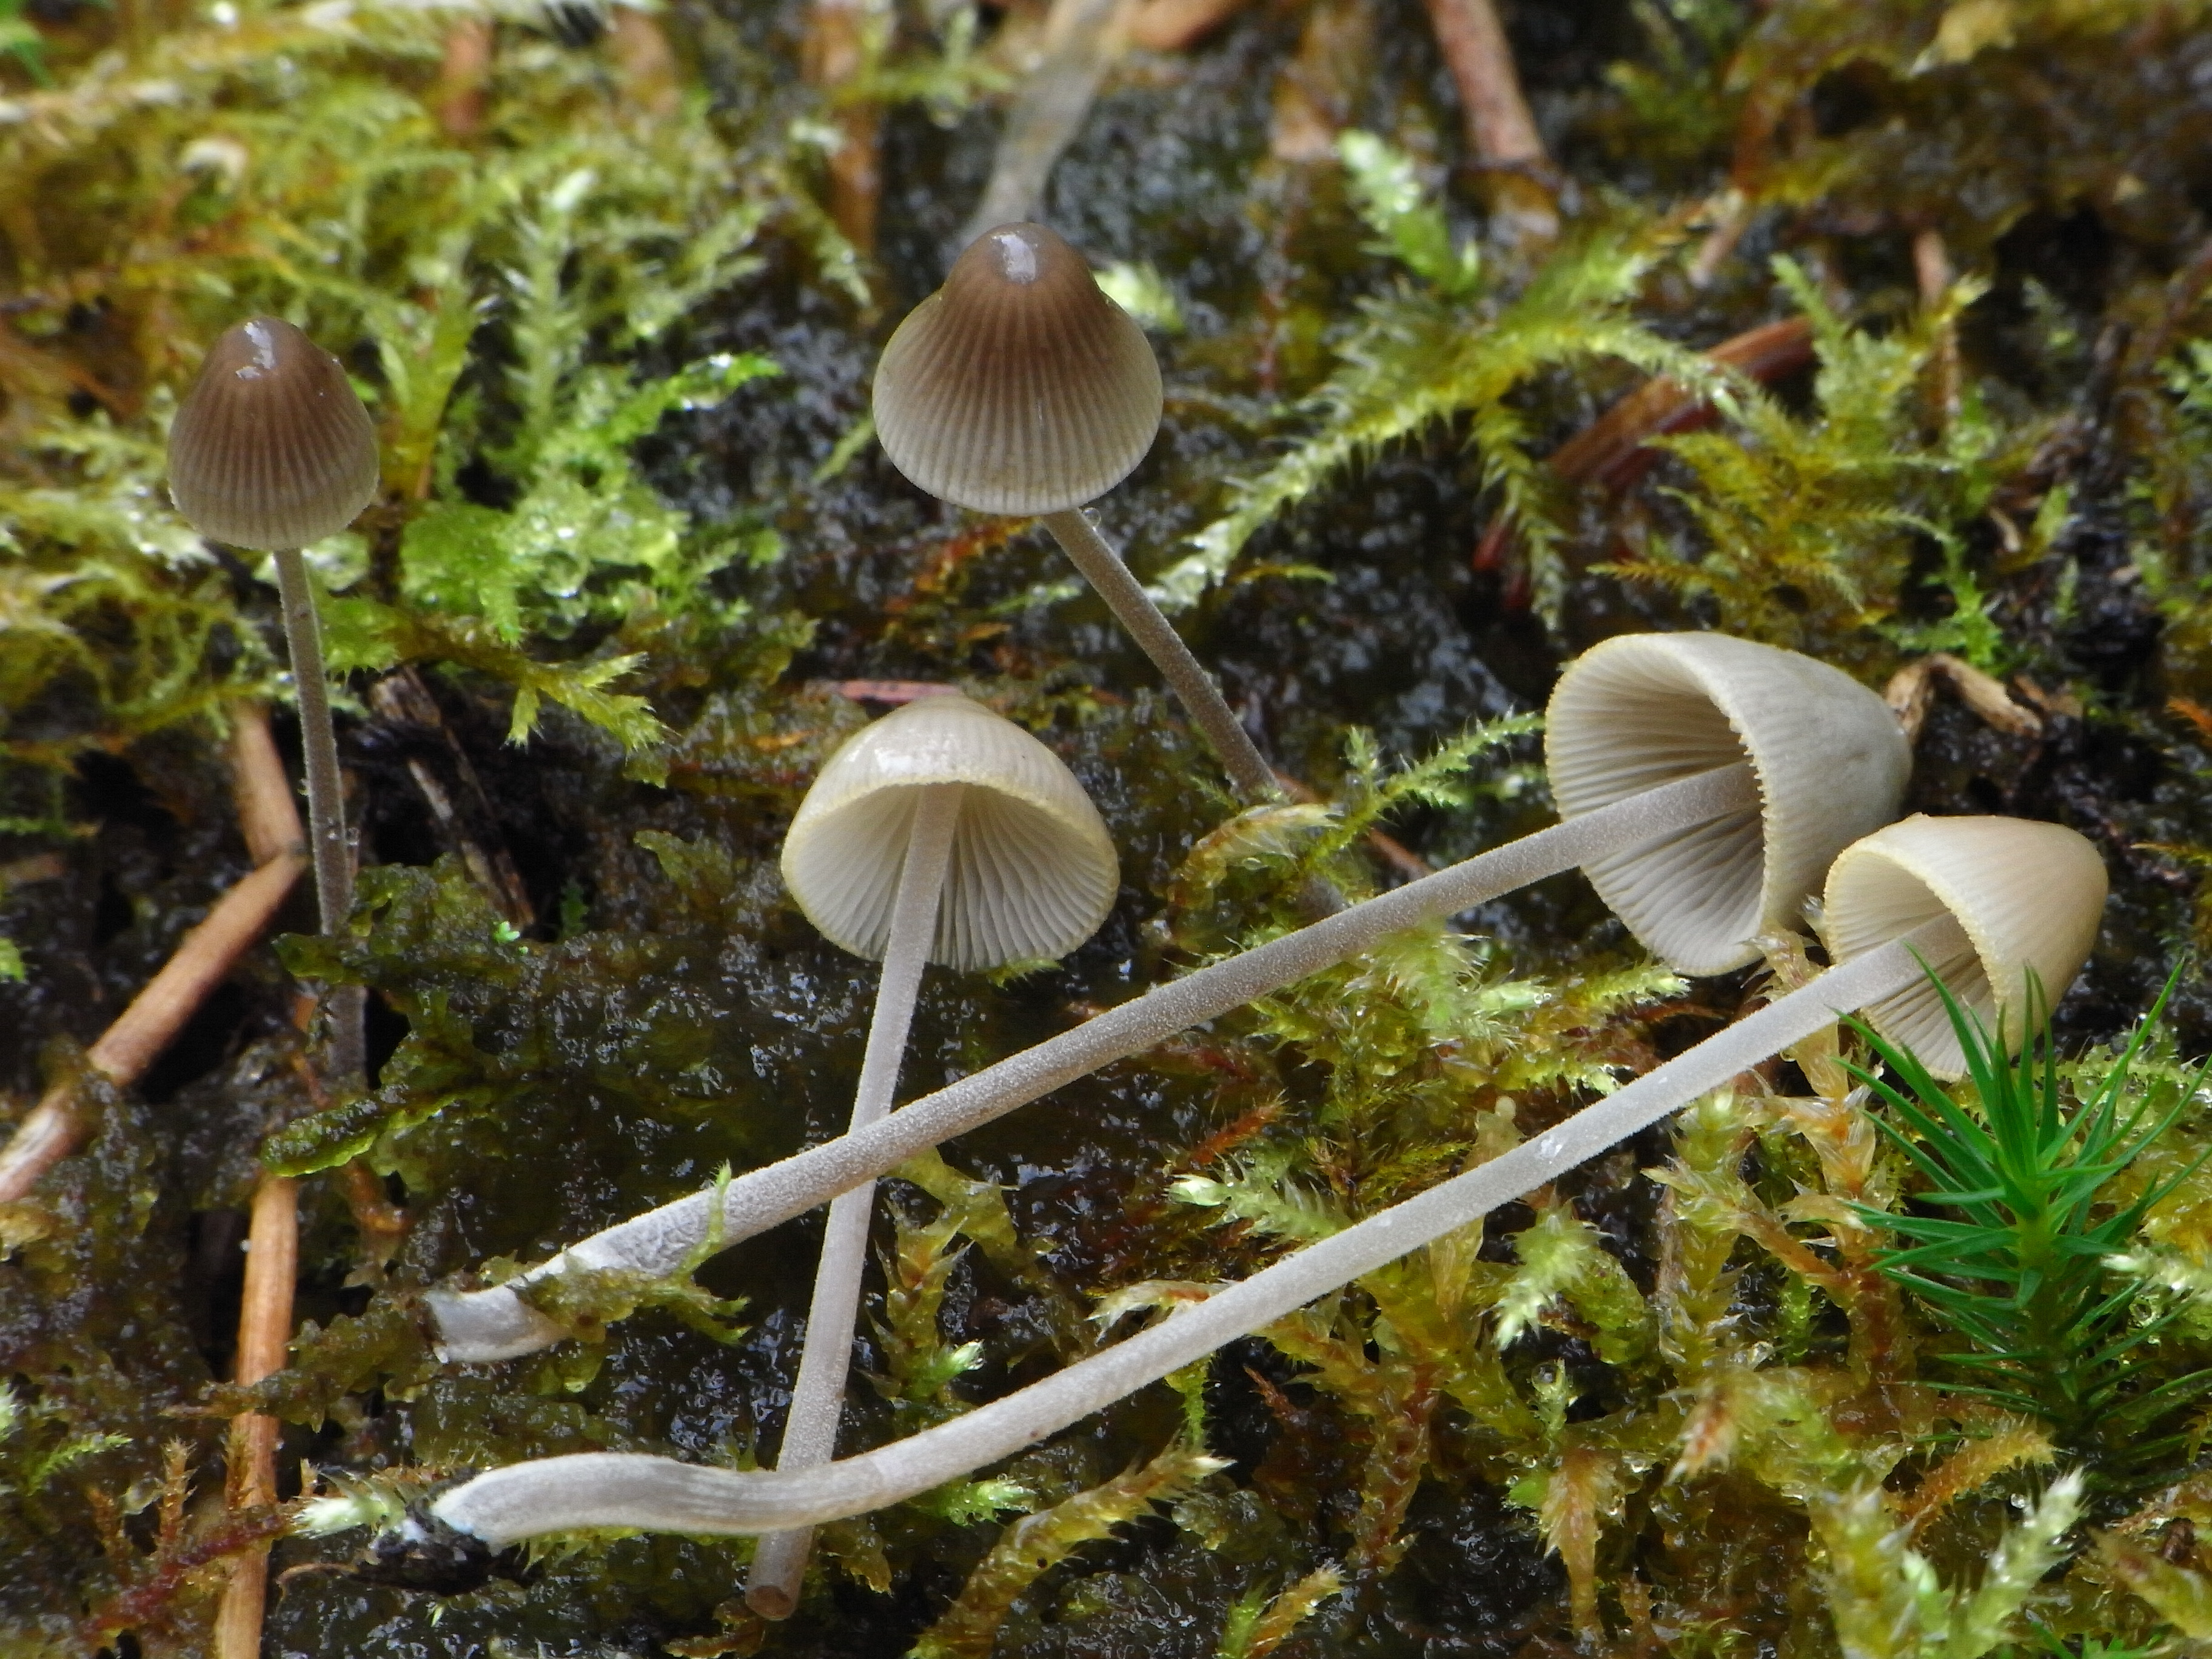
[872,224,1164,516]
[167,317,381,551]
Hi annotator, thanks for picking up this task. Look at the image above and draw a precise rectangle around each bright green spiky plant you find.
[1852,971,2212,1479]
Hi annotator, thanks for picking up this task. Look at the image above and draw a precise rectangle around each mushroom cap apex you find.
[871,223,1164,516]
[167,317,380,551]
[781,694,1119,971]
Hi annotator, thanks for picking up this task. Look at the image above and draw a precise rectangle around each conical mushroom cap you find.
[1824,814,2106,1076]
[1546,632,1911,977]
[872,223,1164,516]
[167,317,380,551]
[782,694,1119,971]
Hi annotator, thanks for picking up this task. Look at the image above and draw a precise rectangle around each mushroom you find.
[1825,814,2108,1076]
[167,317,380,1074]
[873,222,1281,804]
[420,813,2111,1546]
[749,692,1118,1617]
[428,631,1907,1361]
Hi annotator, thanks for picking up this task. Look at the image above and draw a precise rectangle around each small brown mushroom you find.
[873,225,1278,804]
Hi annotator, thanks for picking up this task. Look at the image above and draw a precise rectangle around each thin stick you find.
[748,783,964,1618]
[272,546,363,1085]
[428,763,1759,1361]
[0,852,304,1203]
[432,915,1965,1546]
[1041,508,1279,803]
[212,1170,300,1659]
[1418,0,1555,241]
[215,701,310,1659]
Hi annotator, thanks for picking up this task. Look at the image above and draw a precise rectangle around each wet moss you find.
[10,0,2212,1654]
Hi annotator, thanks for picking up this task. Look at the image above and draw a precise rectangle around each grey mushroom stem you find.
[427,762,1758,1362]
[1040,508,1279,804]
[746,782,964,1619]
[271,546,363,1082]
[429,911,1963,1547]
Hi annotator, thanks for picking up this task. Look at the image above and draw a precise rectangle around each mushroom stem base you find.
[1041,508,1279,804]
[432,912,1963,1546]
[748,783,962,1618]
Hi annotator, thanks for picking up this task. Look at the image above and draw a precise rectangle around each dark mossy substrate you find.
[8,0,2212,1654]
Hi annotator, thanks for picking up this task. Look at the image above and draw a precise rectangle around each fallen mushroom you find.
[418,811,2108,1543]
[167,317,381,1077]
[873,222,1281,803]
[748,692,1117,1617]
[427,630,1908,1361]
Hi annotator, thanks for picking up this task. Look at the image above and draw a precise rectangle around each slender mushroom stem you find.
[1040,508,1279,803]
[748,783,964,1618]
[428,762,1758,1361]
[432,913,1964,1546]
[271,546,364,1083]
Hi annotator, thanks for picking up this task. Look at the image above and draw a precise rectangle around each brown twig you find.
[211,1170,300,1658]
[211,702,312,1659]
[0,851,303,1202]
[1473,317,1816,574]
[1418,0,1555,243]
[806,0,885,256]
[431,16,493,139]
[1912,227,1960,426]
[1127,0,1247,52]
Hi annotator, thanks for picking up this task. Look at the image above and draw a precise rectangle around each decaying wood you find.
[1884,654,2043,746]
[368,668,534,928]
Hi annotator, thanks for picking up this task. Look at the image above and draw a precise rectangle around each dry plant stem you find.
[435,913,1962,1544]
[1041,508,1278,803]
[429,762,1758,1361]
[1418,0,1555,240]
[0,852,304,1203]
[212,1170,300,1659]
[272,546,364,1083]
[229,705,306,867]
[218,702,309,1659]
[748,783,964,1617]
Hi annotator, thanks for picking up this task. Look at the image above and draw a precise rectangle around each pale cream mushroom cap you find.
[1546,632,1911,977]
[167,317,381,551]
[1824,814,2106,1076]
[781,694,1119,971]
[872,223,1164,517]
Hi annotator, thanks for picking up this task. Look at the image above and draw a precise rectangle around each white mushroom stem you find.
[429,762,1759,1362]
[747,783,963,1619]
[1040,508,1280,804]
[272,546,363,1082]
[431,911,1963,1547]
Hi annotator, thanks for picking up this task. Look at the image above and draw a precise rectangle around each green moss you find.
[8,0,2212,1652]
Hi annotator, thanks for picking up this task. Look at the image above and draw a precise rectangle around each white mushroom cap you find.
[781,695,1119,971]
[1824,814,2106,1076]
[871,223,1164,516]
[1546,632,1911,977]
[167,317,380,550]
